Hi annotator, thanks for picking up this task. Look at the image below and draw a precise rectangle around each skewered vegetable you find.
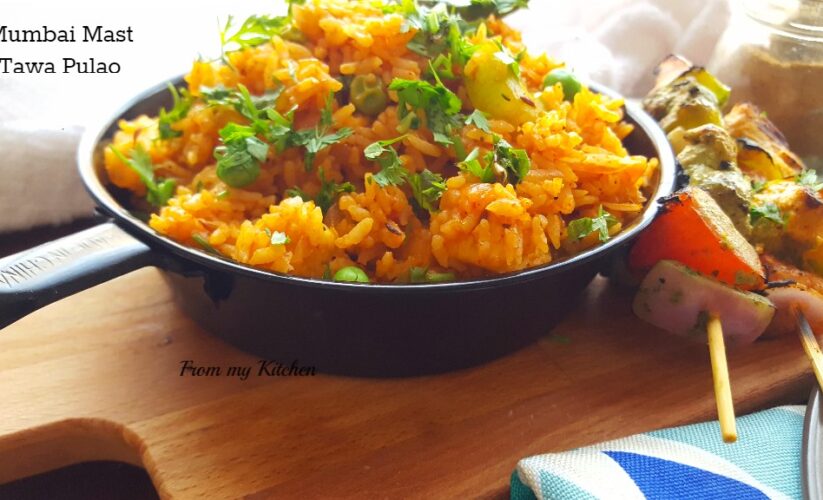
[675,124,752,233]
[762,254,823,336]
[634,260,775,345]
[628,187,765,291]
[643,73,723,134]
[725,103,804,181]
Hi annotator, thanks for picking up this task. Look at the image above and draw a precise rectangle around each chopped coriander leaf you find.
[285,186,309,200]
[409,266,428,283]
[428,53,457,80]
[235,84,283,121]
[285,169,354,213]
[270,231,290,245]
[192,234,220,255]
[365,136,408,187]
[404,3,454,58]
[458,147,496,183]
[492,40,520,77]
[408,169,446,213]
[220,15,301,63]
[567,206,618,242]
[290,94,353,171]
[493,136,530,184]
[158,84,192,140]
[292,127,353,171]
[751,179,766,193]
[200,86,234,105]
[110,146,176,207]
[425,270,455,282]
[409,266,455,283]
[420,0,530,20]
[214,123,267,187]
[456,136,531,184]
[797,169,823,191]
[202,84,295,154]
[315,168,355,213]
[750,203,785,226]
[389,71,462,146]
[464,109,491,133]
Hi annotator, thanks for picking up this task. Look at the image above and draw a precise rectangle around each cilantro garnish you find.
[750,203,786,227]
[315,169,356,213]
[493,136,530,183]
[220,15,301,64]
[365,136,408,187]
[403,0,515,65]
[408,169,446,213]
[464,109,491,133]
[567,206,619,242]
[286,169,355,214]
[458,147,496,182]
[492,39,520,77]
[751,179,766,193]
[408,266,456,283]
[214,123,268,188]
[797,169,823,191]
[289,95,353,171]
[457,134,530,184]
[158,83,192,140]
[389,68,462,145]
[192,233,220,254]
[208,88,349,179]
[270,231,290,245]
[110,145,176,207]
[203,84,295,154]
[420,0,530,20]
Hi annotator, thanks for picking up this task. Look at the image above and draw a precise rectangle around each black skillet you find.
[0,79,676,376]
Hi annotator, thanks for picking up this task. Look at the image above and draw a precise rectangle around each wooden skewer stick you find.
[707,313,737,443]
[793,306,823,393]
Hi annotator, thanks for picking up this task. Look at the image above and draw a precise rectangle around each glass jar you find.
[709,0,823,170]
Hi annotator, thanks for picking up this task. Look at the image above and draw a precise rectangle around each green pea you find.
[333,266,370,283]
[543,69,582,102]
[349,74,388,116]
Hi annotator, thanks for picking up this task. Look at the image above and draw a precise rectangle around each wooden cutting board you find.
[0,268,814,498]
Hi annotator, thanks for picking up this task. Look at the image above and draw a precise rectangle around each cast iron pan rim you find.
[77,76,676,294]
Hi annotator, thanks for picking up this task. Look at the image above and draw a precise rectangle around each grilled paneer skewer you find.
[636,56,823,341]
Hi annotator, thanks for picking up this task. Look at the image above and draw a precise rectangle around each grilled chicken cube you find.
[751,181,823,256]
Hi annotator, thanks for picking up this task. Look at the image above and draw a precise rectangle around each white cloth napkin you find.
[0,0,730,233]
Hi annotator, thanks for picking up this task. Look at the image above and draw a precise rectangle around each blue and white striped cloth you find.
[512,406,805,499]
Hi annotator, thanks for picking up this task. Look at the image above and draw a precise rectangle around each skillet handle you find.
[0,222,155,329]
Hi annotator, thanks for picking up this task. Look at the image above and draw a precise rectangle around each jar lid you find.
[742,0,823,40]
